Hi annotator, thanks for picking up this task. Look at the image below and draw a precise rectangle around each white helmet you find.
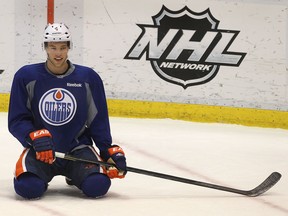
[43,23,72,47]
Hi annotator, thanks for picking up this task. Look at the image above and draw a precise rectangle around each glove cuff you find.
[108,145,125,156]
[101,145,125,161]
[29,129,52,141]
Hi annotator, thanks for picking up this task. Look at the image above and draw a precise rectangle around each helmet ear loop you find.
[42,42,48,51]
[67,41,73,50]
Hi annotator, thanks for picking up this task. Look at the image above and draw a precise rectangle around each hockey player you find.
[8,23,126,199]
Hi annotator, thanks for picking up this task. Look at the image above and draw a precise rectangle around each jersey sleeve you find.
[86,70,112,152]
[8,68,36,147]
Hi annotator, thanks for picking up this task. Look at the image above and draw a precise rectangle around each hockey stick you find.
[55,152,281,197]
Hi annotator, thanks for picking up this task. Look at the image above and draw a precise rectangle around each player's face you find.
[46,42,69,74]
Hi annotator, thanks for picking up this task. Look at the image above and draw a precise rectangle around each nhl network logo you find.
[124,6,246,88]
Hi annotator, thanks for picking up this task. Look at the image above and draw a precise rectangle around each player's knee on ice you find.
[14,173,47,199]
[80,173,111,198]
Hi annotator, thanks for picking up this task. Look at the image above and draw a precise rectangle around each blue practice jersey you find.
[8,61,112,153]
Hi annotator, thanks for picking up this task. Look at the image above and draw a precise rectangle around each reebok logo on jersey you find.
[124,6,246,88]
[39,88,77,126]
[67,83,82,87]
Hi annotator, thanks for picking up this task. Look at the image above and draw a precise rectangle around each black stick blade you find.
[245,172,282,197]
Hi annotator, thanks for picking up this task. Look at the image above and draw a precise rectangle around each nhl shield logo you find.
[125,6,246,88]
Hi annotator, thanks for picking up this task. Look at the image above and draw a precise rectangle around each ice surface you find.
[0,112,287,216]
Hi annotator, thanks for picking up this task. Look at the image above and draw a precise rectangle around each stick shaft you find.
[55,152,281,197]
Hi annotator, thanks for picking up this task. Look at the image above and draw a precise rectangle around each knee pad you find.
[80,173,111,198]
[14,173,47,199]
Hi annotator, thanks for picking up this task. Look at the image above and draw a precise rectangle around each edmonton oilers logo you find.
[39,88,77,126]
